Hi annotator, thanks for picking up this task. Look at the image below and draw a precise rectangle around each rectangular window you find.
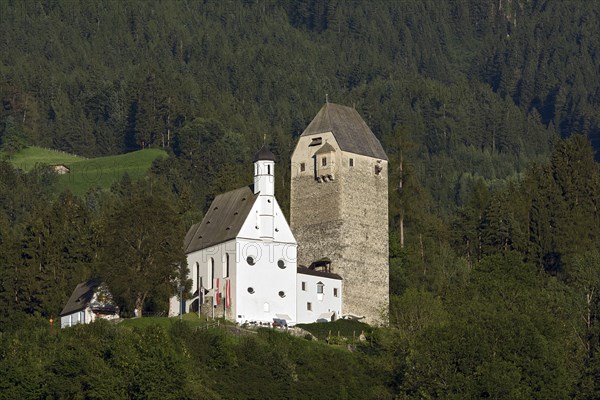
[333,288,338,297]
[349,158,354,167]
[317,282,324,294]
[300,163,306,172]
[301,281,306,291]
[307,302,312,311]
[322,157,327,167]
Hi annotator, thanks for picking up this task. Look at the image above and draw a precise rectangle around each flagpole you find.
[199,277,202,319]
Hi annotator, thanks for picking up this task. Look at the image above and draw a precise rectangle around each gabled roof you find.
[314,141,336,155]
[184,185,258,253]
[60,279,118,316]
[301,103,388,160]
[61,280,98,316]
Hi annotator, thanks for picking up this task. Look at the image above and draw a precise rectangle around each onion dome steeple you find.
[253,144,275,196]
[253,144,276,162]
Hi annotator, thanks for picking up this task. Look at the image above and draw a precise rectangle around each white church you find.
[169,145,342,325]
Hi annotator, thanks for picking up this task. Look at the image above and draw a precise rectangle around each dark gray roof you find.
[253,145,276,162]
[297,266,342,280]
[184,185,258,253]
[61,280,97,316]
[60,279,118,316]
[301,103,388,160]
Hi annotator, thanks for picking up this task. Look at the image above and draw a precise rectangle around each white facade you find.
[173,147,298,324]
[234,238,296,323]
[296,271,342,323]
[61,309,90,328]
[60,281,119,328]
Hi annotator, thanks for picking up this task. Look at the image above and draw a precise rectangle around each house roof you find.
[60,279,100,316]
[184,185,259,253]
[297,266,342,280]
[301,103,388,160]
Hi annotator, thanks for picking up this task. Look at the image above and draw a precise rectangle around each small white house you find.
[170,145,298,325]
[296,261,343,323]
[60,279,119,328]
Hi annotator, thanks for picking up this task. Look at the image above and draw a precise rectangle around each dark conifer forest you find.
[1,1,600,398]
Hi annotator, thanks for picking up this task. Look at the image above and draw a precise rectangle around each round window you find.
[277,259,286,269]
[247,287,255,294]
[278,291,286,298]
[247,256,256,265]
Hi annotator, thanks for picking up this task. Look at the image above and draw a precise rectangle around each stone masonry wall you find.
[291,137,389,325]
[338,153,388,324]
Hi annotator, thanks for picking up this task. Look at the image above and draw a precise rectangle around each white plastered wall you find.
[296,274,342,323]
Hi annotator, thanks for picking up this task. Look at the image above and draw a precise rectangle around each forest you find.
[1,0,600,398]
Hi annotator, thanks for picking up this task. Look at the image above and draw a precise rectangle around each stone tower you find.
[290,103,389,325]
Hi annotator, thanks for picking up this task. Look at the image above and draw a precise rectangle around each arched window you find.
[208,258,214,289]
[223,253,230,278]
[316,281,324,294]
[195,262,200,295]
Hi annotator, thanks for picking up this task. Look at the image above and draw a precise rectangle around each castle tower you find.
[290,103,389,325]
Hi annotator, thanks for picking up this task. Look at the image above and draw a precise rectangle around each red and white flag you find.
[215,278,220,305]
[225,279,231,309]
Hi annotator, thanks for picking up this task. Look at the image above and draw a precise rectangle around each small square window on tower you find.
[333,288,339,297]
[349,158,354,167]
[300,163,306,172]
[301,281,307,291]
[307,302,312,311]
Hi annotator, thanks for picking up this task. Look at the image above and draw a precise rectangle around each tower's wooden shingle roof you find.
[301,103,387,160]
[184,185,258,253]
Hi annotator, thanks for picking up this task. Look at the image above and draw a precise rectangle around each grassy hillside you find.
[1,317,393,399]
[7,146,167,195]
[7,146,86,169]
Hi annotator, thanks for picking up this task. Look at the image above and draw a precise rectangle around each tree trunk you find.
[399,212,404,249]
[399,148,404,248]
[135,294,145,317]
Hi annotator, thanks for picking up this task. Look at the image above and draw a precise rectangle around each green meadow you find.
[7,146,167,195]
